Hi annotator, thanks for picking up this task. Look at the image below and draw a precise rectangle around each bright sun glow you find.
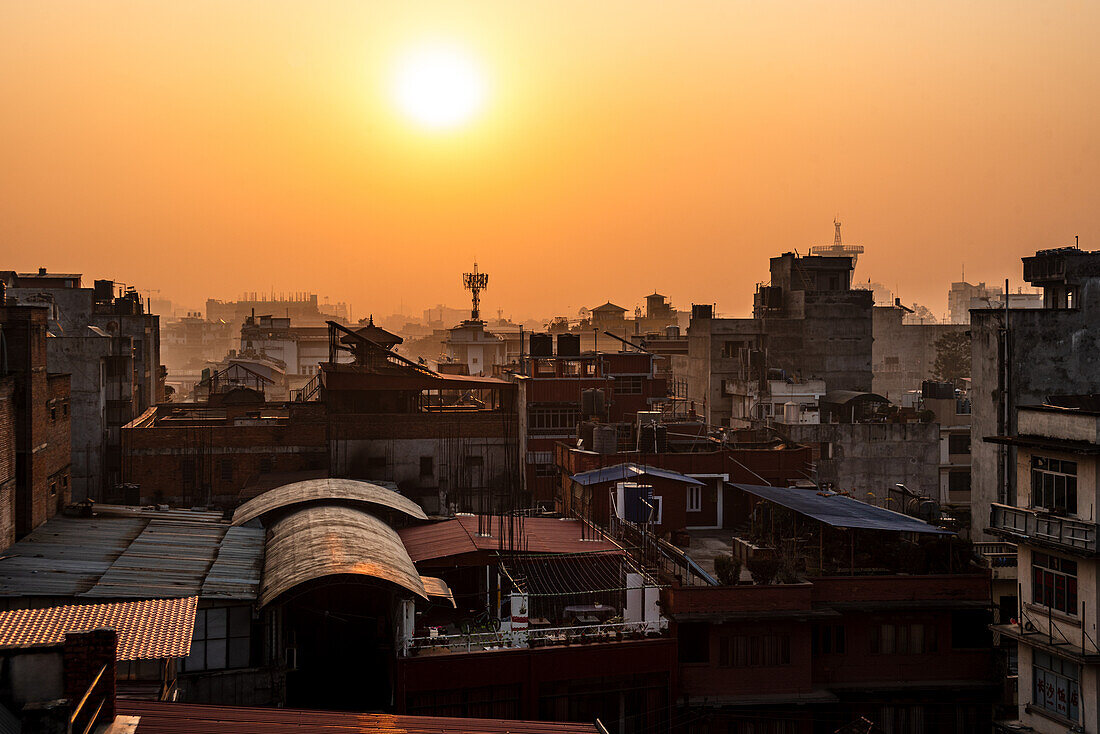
[390,43,488,131]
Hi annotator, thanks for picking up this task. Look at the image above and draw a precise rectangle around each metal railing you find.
[406,620,664,656]
[990,503,1097,554]
[70,663,109,734]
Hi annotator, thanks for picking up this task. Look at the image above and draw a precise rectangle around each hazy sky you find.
[2,1,1098,321]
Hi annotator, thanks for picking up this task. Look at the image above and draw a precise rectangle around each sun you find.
[390,42,488,131]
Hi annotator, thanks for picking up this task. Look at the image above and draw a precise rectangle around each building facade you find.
[989,404,1100,732]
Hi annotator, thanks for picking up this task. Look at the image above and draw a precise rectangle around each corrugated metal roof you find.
[420,576,456,607]
[0,508,263,601]
[201,526,265,599]
[400,516,619,563]
[231,478,428,527]
[260,506,426,607]
[121,701,600,734]
[731,484,954,535]
[570,463,704,487]
[0,597,197,661]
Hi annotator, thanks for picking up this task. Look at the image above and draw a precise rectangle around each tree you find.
[932,331,971,386]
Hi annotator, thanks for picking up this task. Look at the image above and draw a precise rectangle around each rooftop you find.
[399,515,618,564]
[0,597,197,661]
[0,505,263,601]
[120,701,602,734]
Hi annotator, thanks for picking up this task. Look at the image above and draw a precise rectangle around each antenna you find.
[463,261,489,321]
[834,218,843,246]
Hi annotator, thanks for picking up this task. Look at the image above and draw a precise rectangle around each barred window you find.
[612,376,643,395]
[869,623,937,654]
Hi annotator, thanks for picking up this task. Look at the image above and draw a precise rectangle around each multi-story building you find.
[1,270,161,501]
[687,251,873,428]
[922,380,973,510]
[872,302,968,403]
[124,321,519,515]
[948,281,1004,324]
[971,246,1100,543]
[0,298,72,543]
[206,292,350,329]
[507,335,669,506]
[988,403,1100,733]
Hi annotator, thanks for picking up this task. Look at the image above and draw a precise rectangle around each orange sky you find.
[2,1,1098,321]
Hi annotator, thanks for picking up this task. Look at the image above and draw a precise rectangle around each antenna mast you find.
[463,261,489,322]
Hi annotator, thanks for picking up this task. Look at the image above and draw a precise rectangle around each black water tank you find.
[691,304,713,320]
[639,424,657,452]
[94,279,114,301]
[529,333,553,357]
[557,333,581,356]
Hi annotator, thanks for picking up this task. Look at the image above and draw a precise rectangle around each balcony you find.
[990,503,1098,555]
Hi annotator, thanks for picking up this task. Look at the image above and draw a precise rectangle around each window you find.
[687,486,702,513]
[528,407,581,431]
[465,455,484,469]
[62,403,69,416]
[948,470,971,495]
[720,341,746,359]
[1031,456,1077,515]
[719,635,791,668]
[1033,552,1078,616]
[948,433,971,455]
[678,623,710,664]
[49,481,57,497]
[869,623,937,654]
[534,463,556,478]
[811,624,846,655]
[612,376,642,395]
[50,406,57,421]
[181,605,251,671]
[883,356,900,372]
[219,458,233,482]
[1033,651,1080,722]
[420,456,434,477]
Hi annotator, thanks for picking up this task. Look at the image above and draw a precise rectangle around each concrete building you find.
[2,270,161,502]
[442,319,507,376]
[160,312,235,374]
[687,251,873,427]
[988,404,1100,733]
[872,302,968,403]
[971,246,1100,542]
[949,281,1004,324]
[206,292,349,329]
[0,300,72,543]
[922,380,973,509]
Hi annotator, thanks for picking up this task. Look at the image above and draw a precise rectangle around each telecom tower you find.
[463,262,489,322]
[810,219,864,269]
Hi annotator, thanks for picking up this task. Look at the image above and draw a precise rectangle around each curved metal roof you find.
[260,506,427,607]
[231,478,428,527]
[821,390,889,406]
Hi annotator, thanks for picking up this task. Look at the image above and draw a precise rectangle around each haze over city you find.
[3,1,1099,318]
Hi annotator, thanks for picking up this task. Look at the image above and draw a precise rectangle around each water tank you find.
[593,425,618,455]
[557,333,581,357]
[529,333,553,357]
[665,325,680,338]
[581,388,606,419]
[783,402,800,424]
[655,424,668,453]
[638,424,657,452]
[691,304,713,320]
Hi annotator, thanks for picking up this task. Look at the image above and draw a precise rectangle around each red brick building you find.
[0,301,72,544]
[507,345,669,505]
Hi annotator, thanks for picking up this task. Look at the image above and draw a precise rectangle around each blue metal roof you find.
[570,463,704,486]
[731,484,953,535]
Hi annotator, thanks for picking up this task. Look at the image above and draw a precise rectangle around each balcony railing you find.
[990,503,1098,554]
